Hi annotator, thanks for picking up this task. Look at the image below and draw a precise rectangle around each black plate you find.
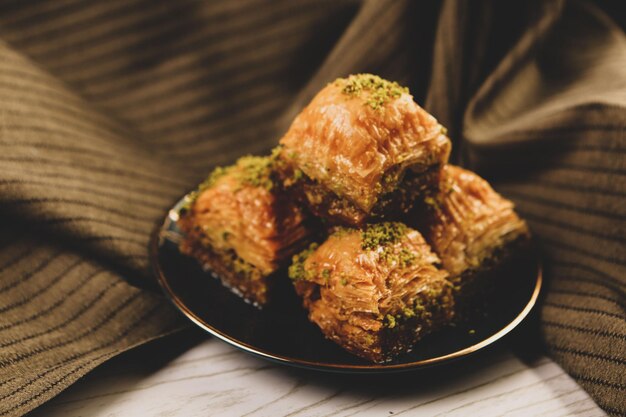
[151,196,542,373]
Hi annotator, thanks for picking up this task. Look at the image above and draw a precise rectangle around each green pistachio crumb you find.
[288,242,319,281]
[360,222,417,267]
[270,145,283,160]
[234,155,274,190]
[361,222,407,251]
[397,248,416,267]
[181,151,279,213]
[379,247,415,267]
[338,74,409,110]
[385,314,397,329]
[426,287,440,298]
[381,170,400,189]
[424,195,442,212]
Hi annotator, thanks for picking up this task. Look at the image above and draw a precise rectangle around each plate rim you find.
[150,205,543,373]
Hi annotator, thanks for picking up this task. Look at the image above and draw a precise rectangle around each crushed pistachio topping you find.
[208,151,281,192]
[394,248,417,267]
[384,314,397,329]
[270,145,283,159]
[271,145,306,187]
[424,196,437,206]
[361,222,407,251]
[234,155,274,190]
[180,153,279,214]
[288,242,319,281]
[360,222,417,267]
[196,166,229,192]
[382,170,398,186]
[423,183,448,213]
[338,74,409,110]
[363,223,413,266]
[383,295,441,329]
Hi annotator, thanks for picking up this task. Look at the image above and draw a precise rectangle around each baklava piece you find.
[413,165,530,308]
[178,155,312,306]
[289,222,454,363]
[278,74,451,226]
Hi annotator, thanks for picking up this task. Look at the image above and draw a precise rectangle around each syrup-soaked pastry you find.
[289,222,454,363]
[278,74,451,226]
[413,165,530,305]
[177,155,312,306]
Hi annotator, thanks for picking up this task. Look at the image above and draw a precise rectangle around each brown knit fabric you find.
[0,0,623,415]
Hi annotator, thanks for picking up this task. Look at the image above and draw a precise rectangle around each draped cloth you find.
[0,0,624,415]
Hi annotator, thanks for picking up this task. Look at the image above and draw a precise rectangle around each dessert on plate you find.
[410,165,530,309]
[277,74,451,226]
[175,74,530,363]
[177,155,312,306]
[289,222,454,363]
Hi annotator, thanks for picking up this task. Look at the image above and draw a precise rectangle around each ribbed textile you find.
[0,0,623,415]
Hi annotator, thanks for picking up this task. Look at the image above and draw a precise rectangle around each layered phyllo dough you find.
[278,74,451,226]
[412,165,530,302]
[178,155,312,306]
[289,222,454,362]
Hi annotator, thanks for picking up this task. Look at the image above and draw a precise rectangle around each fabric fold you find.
[0,40,199,278]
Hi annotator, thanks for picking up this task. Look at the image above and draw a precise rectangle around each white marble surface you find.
[30,331,605,417]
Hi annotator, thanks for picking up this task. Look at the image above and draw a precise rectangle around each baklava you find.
[178,155,312,306]
[278,74,451,226]
[289,222,454,362]
[412,165,530,308]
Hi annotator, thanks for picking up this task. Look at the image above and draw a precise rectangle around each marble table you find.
[29,328,604,417]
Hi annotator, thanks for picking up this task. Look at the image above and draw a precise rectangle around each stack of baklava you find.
[178,74,530,363]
